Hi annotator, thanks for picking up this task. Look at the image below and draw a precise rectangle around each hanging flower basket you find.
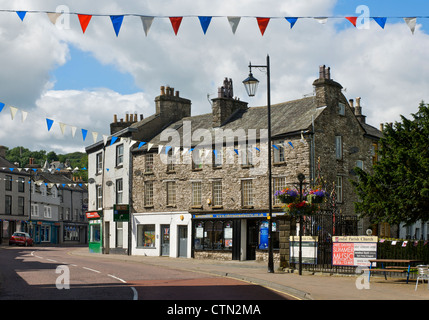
[308,189,327,204]
[285,201,316,216]
[275,188,299,204]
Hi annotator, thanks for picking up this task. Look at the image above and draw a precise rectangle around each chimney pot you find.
[125,113,129,122]
[175,91,179,97]
[356,97,361,107]
[140,114,144,121]
[349,99,354,107]
[113,114,118,123]
[160,86,165,95]
[326,67,330,79]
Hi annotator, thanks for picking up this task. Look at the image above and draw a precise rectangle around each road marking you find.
[46,259,58,263]
[131,286,138,300]
[108,274,126,283]
[83,267,101,273]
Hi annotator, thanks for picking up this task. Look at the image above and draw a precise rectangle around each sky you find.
[0,0,429,156]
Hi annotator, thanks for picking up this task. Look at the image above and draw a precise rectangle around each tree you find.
[352,102,429,225]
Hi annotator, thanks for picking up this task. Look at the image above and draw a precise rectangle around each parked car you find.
[9,232,33,246]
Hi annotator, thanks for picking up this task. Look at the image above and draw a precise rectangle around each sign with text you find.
[290,236,318,264]
[332,236,378,267]
[113,204,129,222]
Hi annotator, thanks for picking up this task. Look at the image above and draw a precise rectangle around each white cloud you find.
[0,0,428,155]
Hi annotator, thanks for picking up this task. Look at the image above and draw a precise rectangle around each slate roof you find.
[133,96,326,150]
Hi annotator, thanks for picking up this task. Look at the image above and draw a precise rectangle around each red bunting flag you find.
[256,17,270,36]
[345,16,357,27]
[78,14,92,33]
[169,17,183,35]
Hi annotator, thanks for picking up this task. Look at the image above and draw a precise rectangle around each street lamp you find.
[297,173,305,276]
[243,55,274,273]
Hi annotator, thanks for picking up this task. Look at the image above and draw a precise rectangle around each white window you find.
[116,178,123,204]
[144,181,154,206]
[336,176,343,203]
[145,154,154,173]
[212,180,223,206]
[335,136,343,160]
[240,145,253,166]
[116,144,124,166]
[338,102,345,115]
[273,177,286,205]
[96,184,103,209]
[192,181,202,206]
[31,204,39,217]
[44,206,52,218]
[273,141,285,163]
[96,152,103,174]
[356,160,364,170]
[242,180,253,206]
[166,181,176,206]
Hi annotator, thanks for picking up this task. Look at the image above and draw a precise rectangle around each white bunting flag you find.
[21,110,28,122]
[71,126,77,137]
[9,106,18,120]
[59,122,67,135]
[227,16,241,34]
[403,17,417,34]
[141,16,154,36]
[92,131,98,143]
[314,17,328,24]
[47,12,62,24]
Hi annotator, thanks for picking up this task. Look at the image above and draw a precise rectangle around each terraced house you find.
[86,66,382,268]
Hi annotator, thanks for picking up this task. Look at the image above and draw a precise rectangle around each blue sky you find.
[1,0,429,154]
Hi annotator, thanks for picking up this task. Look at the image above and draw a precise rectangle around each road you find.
[0,246,294,301]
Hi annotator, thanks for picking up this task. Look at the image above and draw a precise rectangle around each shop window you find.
[195,220,233,251]
[137,224,155,247]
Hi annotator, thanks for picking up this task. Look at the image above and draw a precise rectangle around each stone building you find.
[129,66,382,266]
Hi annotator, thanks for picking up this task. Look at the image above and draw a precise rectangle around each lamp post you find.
[243,55,274,273]
[297,173,305,276]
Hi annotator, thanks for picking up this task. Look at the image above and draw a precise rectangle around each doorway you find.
[104,221,110,254]
[247,220,258,260]
[161,225,170,256]
[178,225,188,258]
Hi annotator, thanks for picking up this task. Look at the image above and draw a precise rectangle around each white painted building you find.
[86,127,135,254]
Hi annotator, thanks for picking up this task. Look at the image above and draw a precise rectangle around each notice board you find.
[332,236,378,267]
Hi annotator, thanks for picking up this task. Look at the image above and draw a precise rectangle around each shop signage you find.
[86,211,102,219]
[332,236,378,267]
[114,204,129,222]
[193,213,268,219]
[290,236,318,264]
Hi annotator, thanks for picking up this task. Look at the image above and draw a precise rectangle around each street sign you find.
[114,204,129,222]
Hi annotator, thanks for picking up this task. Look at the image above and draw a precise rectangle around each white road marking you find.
[108,274,126,283]
[46,259,58,263]
[82,267,101,273]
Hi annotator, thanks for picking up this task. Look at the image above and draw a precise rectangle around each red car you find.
[9,232,34,246]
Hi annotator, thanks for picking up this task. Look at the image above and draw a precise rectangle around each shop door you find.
[178,226,188,258]
[161,225,170,256]
[232,220,241,260]
[247,220,258,260]
[104,221,110,254]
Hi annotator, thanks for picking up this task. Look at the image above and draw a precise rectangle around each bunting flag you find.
[110,136,118,145]
[81,128,88,141]
[16,11,27,21]
[227,16,241,34]
[256,17,270,36]
[59,122,67,135]
[110,15,124,37]
[46,118,54,131]
[198,16,212,34]
[141,16,154,36]
[78,14,92,33]
[138,141,146,149]
[0,102,4,113]
[21,111,28,123]
[9,106,18,120]
[170,17,183,35]
[314,17,328,24]
[285,17,298,29]
[373,17,387,29]
[345,16,357,27]
[404,17,417,34]
[47,12,62,24]
[71,126,77,137]
[92,131,98,143]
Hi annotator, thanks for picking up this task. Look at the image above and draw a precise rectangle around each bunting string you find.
[0,9,423,35]
[0,98,306,170]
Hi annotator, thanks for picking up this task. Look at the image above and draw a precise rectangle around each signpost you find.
[113,204,129,222]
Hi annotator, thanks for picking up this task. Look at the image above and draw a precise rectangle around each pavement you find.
[69,247,429,300]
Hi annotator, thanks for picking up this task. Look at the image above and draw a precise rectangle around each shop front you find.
[30,221,59,244]
[86,211,102,253]
[192,212,282,262]
[132,211,192,258]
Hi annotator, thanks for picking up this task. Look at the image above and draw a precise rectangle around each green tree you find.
[352,102,429,225]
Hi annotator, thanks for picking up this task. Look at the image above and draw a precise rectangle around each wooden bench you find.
[368,259,423,283]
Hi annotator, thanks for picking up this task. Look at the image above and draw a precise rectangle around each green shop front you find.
[86,211,102,253]
[192,212,283,261]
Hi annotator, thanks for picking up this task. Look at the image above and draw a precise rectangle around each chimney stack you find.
[354,97,366,124]
[313,65,343,108]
